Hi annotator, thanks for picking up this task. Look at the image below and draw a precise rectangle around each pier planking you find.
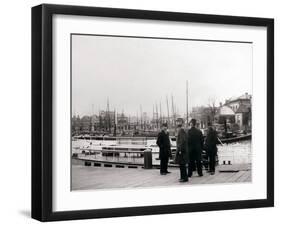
[71,163,251,190]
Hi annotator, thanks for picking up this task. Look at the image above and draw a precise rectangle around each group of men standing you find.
[156,119,218,183]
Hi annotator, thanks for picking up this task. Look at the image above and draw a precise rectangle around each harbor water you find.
[72,138,251,165]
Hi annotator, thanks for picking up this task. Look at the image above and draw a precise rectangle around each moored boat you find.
[219,133,251,144]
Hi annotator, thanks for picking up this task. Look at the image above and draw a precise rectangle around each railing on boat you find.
[75,146,153,168]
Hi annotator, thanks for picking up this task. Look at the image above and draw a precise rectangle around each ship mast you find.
[113,108,117,136]
[171,94,175,129]
[159,100,162,125]
[91,104,94,132]
[152,104,155,130]
[186,80,189,125]
[166,95,170,127]
[106,97,111,133]
[140,105,143,130]
[155,102,159,129]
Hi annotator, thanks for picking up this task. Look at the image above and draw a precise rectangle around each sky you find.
[72,34,252,117]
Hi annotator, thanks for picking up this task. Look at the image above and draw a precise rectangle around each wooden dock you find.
[71,162,251,190]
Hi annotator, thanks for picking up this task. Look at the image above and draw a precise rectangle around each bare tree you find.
[207,96,217,124]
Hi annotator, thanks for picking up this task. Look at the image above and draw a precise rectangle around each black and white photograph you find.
[0,0,278,224]
[29,3,274,222]
[71,34,253,190]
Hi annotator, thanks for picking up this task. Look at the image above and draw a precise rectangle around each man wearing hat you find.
[156,122,172,175]
[187,119,204,177]
[205,122,218,175]
[175,119,189,182]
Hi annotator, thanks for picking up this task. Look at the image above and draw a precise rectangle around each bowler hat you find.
[190,118,197,125]
[162,122,168,127]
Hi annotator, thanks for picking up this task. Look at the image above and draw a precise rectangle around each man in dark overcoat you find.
[205,123,218,175]
[187,119,204,177]
[156,123,171,175]
[175,121,189,182]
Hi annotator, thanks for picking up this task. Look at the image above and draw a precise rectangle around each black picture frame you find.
[32,3,274,222]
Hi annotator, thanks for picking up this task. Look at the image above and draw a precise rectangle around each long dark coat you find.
[205,127,218,156]
[175,128,189,164]
[156,130,171,159]
[187,127,204,160]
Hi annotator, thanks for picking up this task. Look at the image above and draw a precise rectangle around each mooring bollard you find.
[143,149,152,169]
[84,161,91,166]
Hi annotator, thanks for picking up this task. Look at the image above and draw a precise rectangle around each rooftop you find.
[226,93,252,104]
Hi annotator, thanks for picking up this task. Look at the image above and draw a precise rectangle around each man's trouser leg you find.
[180,163,188,180]
[160,156,168,173]
[209,154,216,172]
[188,160,194,177]
[196,159,203,176]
